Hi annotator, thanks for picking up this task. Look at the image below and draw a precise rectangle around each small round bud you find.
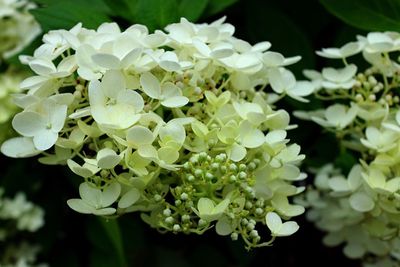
[229,164,238,172]
[373,85,381,93]
[198,219,207,227]
[220,166,227,174]
[250,230,259,238]
[246,223,255,231]
[165,216,174,224]
[253,159,261,167]
[355,94,363,102]
[245,201,253,209]
[368,76,377,85]
[238,171,247,180]
[75,84,85,91]
[183,162,190,170]
[180,193,189,201]
[173,224,181,232]
[368,94,376,101]
[255,208,264,215]
[211,163,220,171]
[239,164,247,171]
[231,232,239,241]
[241,218,249,225]
[187,175,195,182]
[205,172,214,180]
[248,162,257,171]
[194,87,202,95]
[182,214,190,222]
[249,219,256,225]
[73,91,81,99]
[163,208,172,217]
[175,199,182,206]
[194,169,203,178]
[229,175,237,183]
[199,152,207,161]
[154,194,162,202]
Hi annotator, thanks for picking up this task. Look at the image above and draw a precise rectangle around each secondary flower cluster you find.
[1,17,311,249]
[0,188,45,267]
[0,0,40,59]
[297,32,400,266]
[0,68,25,144]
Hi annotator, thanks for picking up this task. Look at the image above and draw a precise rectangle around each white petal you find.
[265,212,282,234]
[33,130,58,150]
[50,105,68,132]
[93,208,117,216]
[158,146,179,164]
[322,64,357,83]
[29,58,57,76]
[127,126,154,146]
[101,182,121,207]
[79,182,101,207]
[161,96,189,108]
[277,221,300,236]
[118,188,141,209]
[197,198,214,215]
[97,148,121,169]
[140,72,161,99]
[12,112,46,137]
[1,137,41,158]
[117,89,144,112]
[229,143,246,162]
[102,70,126,99]
[92,53,121,69]
[216,217,233,236]
[67,159,98,178]
[349,192,375,212]
[67,199,94,214]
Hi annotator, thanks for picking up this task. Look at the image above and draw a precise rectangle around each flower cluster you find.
[0,68,26,144]
[0,188,46,267]
[1,17,311,249]
[0,0,40,59]
[297,32,400,266]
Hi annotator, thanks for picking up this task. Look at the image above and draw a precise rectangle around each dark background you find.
[3,0,395,266]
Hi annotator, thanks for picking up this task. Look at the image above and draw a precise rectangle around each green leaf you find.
[178,0,209,21]
[123,0,180,31]
[320,0,400,31]
[245,1,315,76]
[205,0,238,17]
[31,0,111,32]
[99,218,127,267]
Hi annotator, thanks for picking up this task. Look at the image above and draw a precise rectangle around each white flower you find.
[67,182,121,215]
[359,32,399,53]
[158,51,192,71]
[192,197,230,222]
[11,98,67,150]
[0,137,40,158]
[360,127,398,152]
[311,104,358,129]
[263,52,301,67]
[316,41,363,59]
[266,212,299,237]
[321,64,357,90]
[89,70,144,129]
[268,68,314,102]
[140,72,189,108]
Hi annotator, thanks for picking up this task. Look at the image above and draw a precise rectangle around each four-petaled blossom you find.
[89,70,144,129]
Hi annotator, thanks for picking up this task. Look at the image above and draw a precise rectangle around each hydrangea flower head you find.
[1,17,311,249]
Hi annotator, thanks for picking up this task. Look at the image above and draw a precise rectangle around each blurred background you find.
[2,0,397,266]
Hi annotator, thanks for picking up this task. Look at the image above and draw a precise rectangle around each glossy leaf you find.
[320,0,400,31]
